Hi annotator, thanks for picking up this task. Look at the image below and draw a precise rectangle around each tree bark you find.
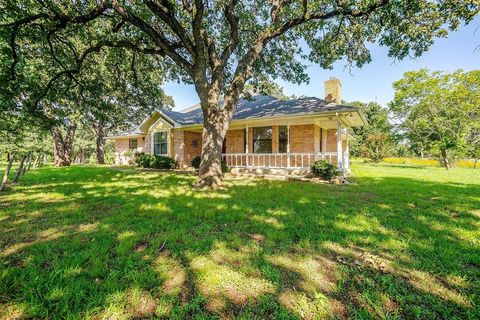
[440,149,449,170]
[33,154,41,168]
[195,108,231,189]
[13,155,26,183]
[474,158,478,169]
[21,153,32,175]
[93,120,106,164]
[0,152,15,191]
[194,79,245,189]
[52,123,77,166]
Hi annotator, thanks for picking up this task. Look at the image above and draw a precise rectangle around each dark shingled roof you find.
[160,95,357,126]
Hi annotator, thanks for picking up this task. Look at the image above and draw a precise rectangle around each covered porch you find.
[220,115,352,174]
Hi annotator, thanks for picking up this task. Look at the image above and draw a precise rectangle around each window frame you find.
[252,126,273,154]
[129,138,138,150]
[152,131,168,156]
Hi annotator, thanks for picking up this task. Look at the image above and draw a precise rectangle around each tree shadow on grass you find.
[0,166,479,319]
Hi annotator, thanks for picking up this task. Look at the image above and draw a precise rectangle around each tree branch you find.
[143,0,195,54]
[111,0,193,73]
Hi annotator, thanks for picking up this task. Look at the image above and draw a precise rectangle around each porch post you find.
[245,124,249,167]
[345,127,350,174]
[287,124,291,168]
[337,120,343,174]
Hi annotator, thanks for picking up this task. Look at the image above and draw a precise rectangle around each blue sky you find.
[164,16,480,111]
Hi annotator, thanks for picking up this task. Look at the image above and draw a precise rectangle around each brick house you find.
[108,79,366,174]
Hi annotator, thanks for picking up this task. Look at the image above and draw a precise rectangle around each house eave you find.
[106,134,145,140]
[175,109,363,130]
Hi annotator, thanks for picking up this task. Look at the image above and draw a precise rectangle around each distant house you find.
[108,78,366,173]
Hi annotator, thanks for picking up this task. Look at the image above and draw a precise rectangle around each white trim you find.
[106,134,145,140]
[287,124,291,168]
[245,124,249,167]
[139,110,178,131]
[177,110,366,130]
[222,152,337,169]
[336,117,344,176]
[149,115,174,131]
[150,131,154,155]
[151,130,169,156]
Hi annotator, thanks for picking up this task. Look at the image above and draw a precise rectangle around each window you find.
[153,131,168,155]
[253,126,272,153]
[279,126,288,153]
[129,138,138,150]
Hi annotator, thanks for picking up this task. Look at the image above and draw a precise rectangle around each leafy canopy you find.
[1,0,478,109]
[389,69,480,165]
[349,101,394,161]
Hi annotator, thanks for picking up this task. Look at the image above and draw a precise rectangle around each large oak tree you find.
[1,0,478,187]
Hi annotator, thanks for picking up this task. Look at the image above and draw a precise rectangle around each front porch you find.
[219,117,351,174]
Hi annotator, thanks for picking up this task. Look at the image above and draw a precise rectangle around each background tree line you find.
[350,69,480,169]
[0,41,174,188]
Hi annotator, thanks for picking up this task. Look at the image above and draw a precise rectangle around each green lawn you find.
[0,163,479,319]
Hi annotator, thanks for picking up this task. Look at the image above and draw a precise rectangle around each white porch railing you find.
[221,152,338,169]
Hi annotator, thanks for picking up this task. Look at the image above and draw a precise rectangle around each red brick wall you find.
[326,129,347,153]
[114,137,145,164]
[248,128,253,153]
[173,130,184,166]
[290,124,315,153]
[225,129,245,153]
[272,125,279,153]
[144,134,151,154]
[173,130,202,168]
[183,131,202,166]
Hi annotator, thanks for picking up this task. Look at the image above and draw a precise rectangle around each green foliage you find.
[134,152,150,168]
[310,160,338,180]
[349,101,394,162]
[134,153,176,170]
[1,164,479,318]
[150,156,177,169]
[221,160,229,173]
[191,156,201,169]
[2,1,477,114]
[389,69,480,168]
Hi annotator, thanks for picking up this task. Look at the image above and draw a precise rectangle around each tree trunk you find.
[33,154,41,168]
[28,153,35,170]
[93,120,106,165]
[440,149,449,170]
[52,123,76,166]
[195,107,231,189]
[474,158,478,169]
[0,152,15,191]
[13,155,26,183]
[22,153,32,175]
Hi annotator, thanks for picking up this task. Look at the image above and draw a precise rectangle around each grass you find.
[382,157,478,168]
[0,163,479,319]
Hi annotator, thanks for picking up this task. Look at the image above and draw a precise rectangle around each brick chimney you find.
[324,77,342,104]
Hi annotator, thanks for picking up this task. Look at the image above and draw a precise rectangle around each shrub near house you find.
[311,160,338,180]
[134,152,176,169]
